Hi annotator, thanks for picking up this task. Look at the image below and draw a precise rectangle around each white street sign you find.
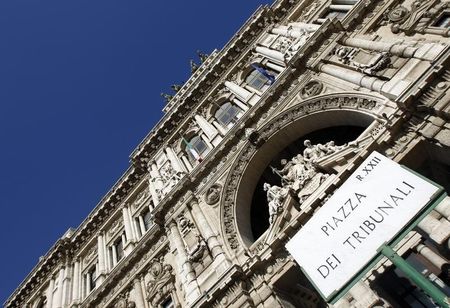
[285,151,440,299]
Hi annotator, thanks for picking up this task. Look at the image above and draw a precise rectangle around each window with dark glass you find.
[186,135,209,162]
[435,13,450,28]
[245,69,273,91]
[161,297,174,308]
[215,102,240,126]
[88,266,96,290]
[115,237,124,262]
[143,209,152,231]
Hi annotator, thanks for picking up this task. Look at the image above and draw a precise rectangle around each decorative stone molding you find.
[145,259,175,307]
[108,219,123,239]
[83,245,97,264]
[220,93,385,251]
[384,0,450,36]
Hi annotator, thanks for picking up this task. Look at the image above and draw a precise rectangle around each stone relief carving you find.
[204,183,222,205]
[159,164,185,194]
[297,0,323,22]
[177,215,193,235]
[177,215,207,263]
[384,0,449,36]
[108,219,123,238]
[131,187,149,210]
[272,27,312,61]
[84,245,97,264]
[221,94,383,250]
[333,46,392,76]
[114,296,135,308]
[187,234,207,263]
[300,80,323,99]
[146,259,175,307]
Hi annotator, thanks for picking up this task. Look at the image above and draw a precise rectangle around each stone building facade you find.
[5,0,450,307]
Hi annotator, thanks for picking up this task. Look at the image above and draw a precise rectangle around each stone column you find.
[271,26,305,39]
[112,245,118,266]
[133,276,146,308]
[46,278,55,308]
[189,198,230,275]
[418,213,450,245]
[329,4,353,11]
[289,22,320,32]
[318,63,386,92]
[122,206,136,244]
[265,61,285,73]
[416,244,447,269]
[97,233,106,283]
[194,115,219,141]
[53,267,65,308]
[341,37,417,58]
[212,120,228,135]
[61,264,71,306]
[71,259,81,305]
[181,155,193,171]
[165,147,186,173]
[232,98,249,111]
[148,180,160,206]
[224,81,251,102]
[138,216,146,235]
[168,221,201,304]
[149,163,163,191]
[140,275,150,308]
[255,46,285,63]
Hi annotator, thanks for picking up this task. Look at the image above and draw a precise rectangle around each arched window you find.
[185,135,209,163]
[245,66,275,91]
[215,102,242,127]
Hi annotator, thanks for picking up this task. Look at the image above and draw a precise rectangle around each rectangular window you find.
[143,209,152,231]
[115,237,124,262]
[109,235,125,268]
[88,266,96,290]
[84,265,97,296]
[161,297,174,308]
[434,13,450,28]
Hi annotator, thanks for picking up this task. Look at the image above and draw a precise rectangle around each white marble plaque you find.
[286,151,440,299]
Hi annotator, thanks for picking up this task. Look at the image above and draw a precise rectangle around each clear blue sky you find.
[0,0,272,303]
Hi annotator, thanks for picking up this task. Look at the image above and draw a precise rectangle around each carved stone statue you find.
[160,92,173,103]
[197,50,209,63]
[263,183,289,224]
[190,59,199,73]
[266,140,354,211]
[171,84,182,92]
[302,139,348,164]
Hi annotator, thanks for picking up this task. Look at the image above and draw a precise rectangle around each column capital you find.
[188,196,199,209]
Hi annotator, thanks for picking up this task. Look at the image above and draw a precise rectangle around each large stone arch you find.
[219,93,390,254]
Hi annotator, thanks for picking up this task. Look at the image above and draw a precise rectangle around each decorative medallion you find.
[387,6,409,23]
[300,80,323,99]
[204,184,222,205]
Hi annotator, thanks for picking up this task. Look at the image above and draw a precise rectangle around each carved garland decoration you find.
[146,259,175,307]
[220,94,385,251]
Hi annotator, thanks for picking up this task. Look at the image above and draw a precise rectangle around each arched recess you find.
[219,93,390,254]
